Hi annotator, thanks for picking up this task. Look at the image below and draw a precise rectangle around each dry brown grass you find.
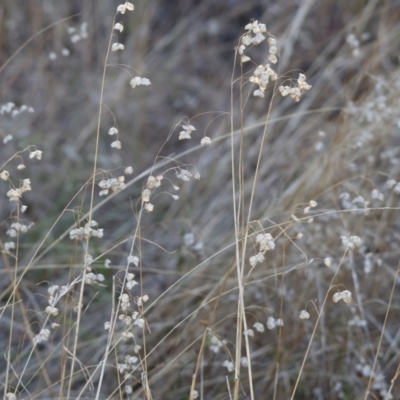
[1,1,400,399]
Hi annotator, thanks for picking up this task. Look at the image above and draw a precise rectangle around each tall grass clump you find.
[1,1,400,399]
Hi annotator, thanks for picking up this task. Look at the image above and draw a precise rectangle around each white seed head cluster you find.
[256,233,275,251]
[341,235,361,250]
[201,136,211,145]
[333,290,352,303]
[49,47,70,61]
[6,178,32,202]
[239,20,267,64]
[117,2,134,14]
[387,179,400,194]
[267,317,284,330]
[68,22,88,44]
[348,315,367,327]
[0,101,34,116]
[251,64,278,98]
[241,357,248,367]
[137,295,149,306]
[142,188,151,202]
[0,170,10,181]
[324,257,331,267]
[46,304,59,316]
[6,222,33,237]
[139,176,164,211]
[116,354,139,393]
[29,150,42,160]
[299,310,310,320]
[119,293,130,312]
[371,189,384,201]
[134,318,145,328]
[46,285,64,318]
[346,33,361,57]
[249,233,275,267]
[114,22,124,32]
[267,37,278,64]
[111,140,121,149]
[147,175,163,189]
[69,220,104,240]
[244,328,254,337]
[108,127,118,136]
[253,321,265,332]
[279,74,312,102]
[119,313,134,326]
[249,252,265,267]
[98,176,126,196]
[32,328,51,345]
[179,124,196,140]
[363,253,382,275]
[339,192,370,215]
[176,168,200,181]
[223,360,234,372]
[304,200,317,214]
[84,253,93,267]
[209,334,226,353]
[130,76,151,88]
[4,241,15,251]
[111,42,124,52]
[3,134,13,144]
[240,21,283,99]
[84,272,105,285]
[126,272,138,290]
[127,255,139,266]
[144,203,154,212]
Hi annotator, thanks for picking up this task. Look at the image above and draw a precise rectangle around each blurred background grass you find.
[1,0,400,399]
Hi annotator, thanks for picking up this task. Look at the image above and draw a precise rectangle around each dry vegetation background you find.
[1,0,400,399]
